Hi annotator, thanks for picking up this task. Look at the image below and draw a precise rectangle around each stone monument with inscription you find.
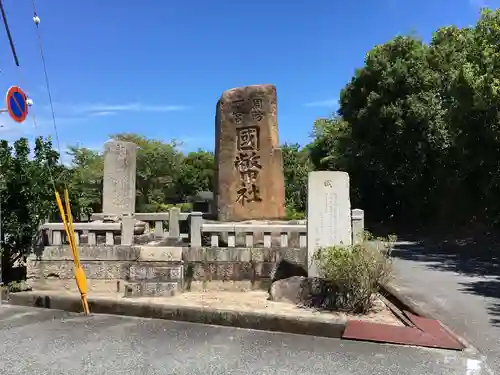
[307,171,352,277]
[214,84,286,221]
[102,140,137,215]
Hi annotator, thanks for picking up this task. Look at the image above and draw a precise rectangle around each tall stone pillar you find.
[214,84,286,221]
[102,140,137,215]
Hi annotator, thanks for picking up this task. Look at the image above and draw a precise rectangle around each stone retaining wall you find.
[27,245,307,296]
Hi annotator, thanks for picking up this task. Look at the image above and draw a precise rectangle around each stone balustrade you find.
[188,209,365,248]
[201,223,307,248]
[32,209,366,297]
[41,209,365,248]
[41,222,122,246]
[90,208,190,239]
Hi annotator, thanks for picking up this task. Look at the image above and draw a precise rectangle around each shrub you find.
[285,206,305,220]
[155,202,193,212]
[311,235,395,313]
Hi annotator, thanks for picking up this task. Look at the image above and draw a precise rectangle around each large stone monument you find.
[102,140,137,215]
[307,171,352,277]
[214,84,286,221]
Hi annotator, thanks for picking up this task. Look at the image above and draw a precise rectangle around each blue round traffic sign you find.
[6,86,28,123]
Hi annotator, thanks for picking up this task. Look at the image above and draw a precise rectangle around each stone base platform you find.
[27,243,306,297]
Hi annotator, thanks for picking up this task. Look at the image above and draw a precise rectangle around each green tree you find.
[307,8,500,228]
[281,143,312,216]
[66,146,103,218]
[110,133,184,212]
[338,35,451,223]
[176,149,214,201]
[440,10,500,224]
[0,137,65,283]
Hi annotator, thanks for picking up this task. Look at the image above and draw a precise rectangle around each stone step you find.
[124,281,179,297]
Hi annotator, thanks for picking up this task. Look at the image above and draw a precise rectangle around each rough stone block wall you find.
[27,245,307,295]
[183,247,306,284]
[27,245,183,297]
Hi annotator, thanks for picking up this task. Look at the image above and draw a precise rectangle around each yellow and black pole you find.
[55,189,90,315]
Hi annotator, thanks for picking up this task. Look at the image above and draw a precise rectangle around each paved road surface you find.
[392,241,499,374]
[0,304,490,374]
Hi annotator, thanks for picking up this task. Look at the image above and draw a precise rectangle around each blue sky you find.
[0,0,493,160]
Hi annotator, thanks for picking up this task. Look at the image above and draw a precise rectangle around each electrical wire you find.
[31,0,62,159]
[25,1,89,314]
[0,0,19,66]
[0,0,57,191]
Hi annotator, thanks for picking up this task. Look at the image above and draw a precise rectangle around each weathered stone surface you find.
[30,245,141,261]
[27,246,308,294]
[183,262,255,282]
[270,259,308,285]
[214,84,286,221]
[27,260,131,280]
[138,246,182,262]
[307,171,352,277]
[128,264,182,282]
[134,220,147,235]
[269,276,346,310]
[181,247,306,264]
[269,276,308,304]
[102,140,137,215]
[124,282,178,297]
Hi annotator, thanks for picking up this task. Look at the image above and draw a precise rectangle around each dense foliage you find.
[0,137,66,282]
[2,8,500,281]
[310,9,500,229]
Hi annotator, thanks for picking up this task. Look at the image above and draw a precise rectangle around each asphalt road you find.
[392,240,500,374]
[0,304,492,375]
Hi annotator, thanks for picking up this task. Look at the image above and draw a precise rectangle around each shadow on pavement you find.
[391,238,500,327]
[489,303,500,327]
[458,278,500,327]
[391,240,500,277]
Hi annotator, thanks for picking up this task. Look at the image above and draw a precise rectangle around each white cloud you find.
[0,115,39,139]
[89,111,116,117]
[59,141,105,166]
[304,98,339,108]
[0,112,87,141]
[52,102,189,116]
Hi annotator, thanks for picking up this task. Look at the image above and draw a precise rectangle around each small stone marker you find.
[102,140,137,215]
[307,171,352,277]
[214,84,286,221]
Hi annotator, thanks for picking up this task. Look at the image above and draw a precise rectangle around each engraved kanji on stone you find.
[252,98,263,110]
[250,98,264,122]
[234,150,262,184]
[234,151,262,171]
[232,99,245,124]
[109,175,130,209]
[237,127,259,151]
[233,112,244,124]
[236,182,262,205]
[109,143,129,171]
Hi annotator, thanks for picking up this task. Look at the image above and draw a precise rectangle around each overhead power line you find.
[0,0,20,66]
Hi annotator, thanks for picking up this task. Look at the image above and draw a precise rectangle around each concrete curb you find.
[6,286,476,353]
[7,292,347,339]
[380,282,479,355]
